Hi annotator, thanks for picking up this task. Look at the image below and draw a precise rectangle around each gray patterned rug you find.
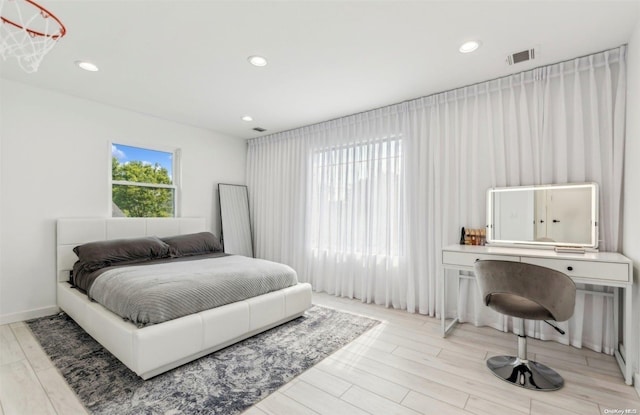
[28,305,379,415]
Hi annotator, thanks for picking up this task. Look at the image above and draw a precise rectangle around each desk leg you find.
[613,287,620,357]
[442,267,461,337]
[441,266,446,336]
[614,286,633,385]
[624,286,632,385]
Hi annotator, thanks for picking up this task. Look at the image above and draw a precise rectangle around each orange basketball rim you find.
[0,0,67,73]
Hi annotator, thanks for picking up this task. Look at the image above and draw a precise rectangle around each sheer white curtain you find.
[247,46,626,353]
[248,108,408,308]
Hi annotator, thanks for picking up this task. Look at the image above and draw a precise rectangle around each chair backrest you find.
[474,260,576,322]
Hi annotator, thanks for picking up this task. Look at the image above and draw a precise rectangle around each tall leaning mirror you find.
[218,184,254,257]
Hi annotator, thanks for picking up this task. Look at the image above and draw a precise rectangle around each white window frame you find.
[108,141,182,217]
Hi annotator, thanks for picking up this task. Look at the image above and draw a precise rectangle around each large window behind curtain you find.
[304,118,407,308]
[309,137,403,257]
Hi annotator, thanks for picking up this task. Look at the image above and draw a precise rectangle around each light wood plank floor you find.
[1,293,638,414]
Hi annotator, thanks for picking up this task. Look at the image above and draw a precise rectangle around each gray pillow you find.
[162,232,222,257]
[73,236,171,272]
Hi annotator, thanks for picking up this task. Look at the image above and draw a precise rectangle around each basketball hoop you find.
[0,0,66,73]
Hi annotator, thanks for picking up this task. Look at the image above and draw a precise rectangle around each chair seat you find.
[487,293,554,320]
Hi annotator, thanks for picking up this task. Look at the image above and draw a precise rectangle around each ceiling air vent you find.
[507,48,535,65]
[253,127,267,132]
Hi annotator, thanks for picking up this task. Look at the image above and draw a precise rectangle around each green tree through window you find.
[111,144,177,217]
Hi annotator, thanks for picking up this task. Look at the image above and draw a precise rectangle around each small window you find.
[111,143,179,217]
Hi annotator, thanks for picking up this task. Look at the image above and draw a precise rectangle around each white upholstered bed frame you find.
[56,218,312,379]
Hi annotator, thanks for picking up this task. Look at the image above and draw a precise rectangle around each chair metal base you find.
[486,356,564,391]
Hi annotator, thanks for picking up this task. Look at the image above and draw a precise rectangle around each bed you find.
[56,217,312,379]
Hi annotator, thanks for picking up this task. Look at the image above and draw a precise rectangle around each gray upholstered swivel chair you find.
[473,260,576,391]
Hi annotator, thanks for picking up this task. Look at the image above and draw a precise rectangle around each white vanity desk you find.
[440,244,634,385]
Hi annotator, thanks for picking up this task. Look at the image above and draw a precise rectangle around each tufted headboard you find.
[56,218,207,282]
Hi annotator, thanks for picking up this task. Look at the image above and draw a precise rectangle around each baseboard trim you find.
[634,372,640,398]
[0,306,60,325]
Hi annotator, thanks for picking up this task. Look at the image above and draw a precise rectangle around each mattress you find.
[81,255,299,326]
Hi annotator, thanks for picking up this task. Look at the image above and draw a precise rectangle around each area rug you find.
[28,305,379,415]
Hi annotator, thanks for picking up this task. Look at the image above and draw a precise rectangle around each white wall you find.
[0,79,247,323]
[622,12,640,394]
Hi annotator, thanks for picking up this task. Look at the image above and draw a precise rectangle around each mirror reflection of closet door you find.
[534,190,547,240]
[218,184,254,257]
[546,187,591,244]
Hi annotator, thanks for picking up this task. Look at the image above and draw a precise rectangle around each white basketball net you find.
[0,0,65,73]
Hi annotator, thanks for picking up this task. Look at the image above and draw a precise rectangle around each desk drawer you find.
[521,257,630,282]
[442,251,518,267]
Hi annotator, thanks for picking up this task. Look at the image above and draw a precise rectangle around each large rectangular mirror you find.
[486,183,598,249]
[218,184,254,257]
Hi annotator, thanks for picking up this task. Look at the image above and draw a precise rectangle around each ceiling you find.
[1,1,638,139]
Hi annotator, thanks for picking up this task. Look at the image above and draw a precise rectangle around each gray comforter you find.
[88,255,298,326]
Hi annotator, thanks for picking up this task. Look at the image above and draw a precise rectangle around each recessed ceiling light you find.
[248,55,267,67]
[241,115,253,122]
[75,60,99,71]
[459,41,481,54]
